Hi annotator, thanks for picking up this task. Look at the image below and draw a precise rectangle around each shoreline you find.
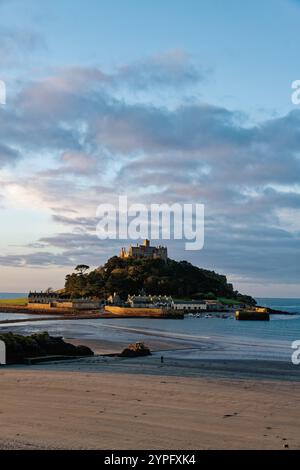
[1,314,298,364]
[0,303,296,319]
[63,338,300,382]
[0,307,185,323]
[1,319,300,449]
[8,352,300,382]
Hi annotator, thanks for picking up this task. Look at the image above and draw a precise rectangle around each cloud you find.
[39,151,99,177]
[0,142,20,166]
[0,252,71,268]
[0,26,45,67]
[114,50,206,90]
[0,54,300,286]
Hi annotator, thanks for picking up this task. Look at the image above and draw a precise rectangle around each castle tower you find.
[119,240,167,262]
[120,247,128,259]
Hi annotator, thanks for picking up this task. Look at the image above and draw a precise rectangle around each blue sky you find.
[2,0,300,116]
[0,0,299,296]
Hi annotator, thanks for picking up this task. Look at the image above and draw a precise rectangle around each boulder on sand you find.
[119,342,151,358]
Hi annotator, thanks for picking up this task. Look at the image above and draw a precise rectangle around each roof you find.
[28,292,59,298]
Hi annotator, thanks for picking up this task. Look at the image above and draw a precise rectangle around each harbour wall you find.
[105,306,183,318]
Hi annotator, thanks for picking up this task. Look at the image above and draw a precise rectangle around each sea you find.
[0,293,27,300]
[0,294,300,362]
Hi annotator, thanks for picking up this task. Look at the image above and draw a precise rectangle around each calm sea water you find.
[0,293,26,299]
[256,298,300,314]
[0,313,36,321]
[0,293,45,321]
[1,295,300,361]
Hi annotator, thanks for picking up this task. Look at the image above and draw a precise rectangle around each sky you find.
[0,0,300,297]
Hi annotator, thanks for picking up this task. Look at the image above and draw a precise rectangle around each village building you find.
[107,291,213,312]
[28,292,60,304]
[28,292,99,310]
[204,300,226,311]
[172,300,207,312]
[107,292,122,306]
[127,294,173,309]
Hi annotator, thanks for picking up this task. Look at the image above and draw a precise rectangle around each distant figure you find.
[161,356,164,364]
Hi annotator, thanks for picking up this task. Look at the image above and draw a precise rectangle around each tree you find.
[75,265,90,276]
[64,257,256,304]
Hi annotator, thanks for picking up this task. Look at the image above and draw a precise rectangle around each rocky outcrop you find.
[119,342,151,358]
[0,332,94,364]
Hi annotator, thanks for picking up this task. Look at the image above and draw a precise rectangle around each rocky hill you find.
[64,256,256,305]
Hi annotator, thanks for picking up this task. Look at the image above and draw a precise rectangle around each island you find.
[0,240,289,320]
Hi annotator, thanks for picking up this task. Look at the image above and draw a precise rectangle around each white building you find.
[172,300,207,312]
[127,294,173,309]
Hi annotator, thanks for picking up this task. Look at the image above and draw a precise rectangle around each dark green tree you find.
[64,256,256,305]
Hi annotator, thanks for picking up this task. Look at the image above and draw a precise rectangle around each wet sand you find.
[1,316,300,450]
[0,355,300,450]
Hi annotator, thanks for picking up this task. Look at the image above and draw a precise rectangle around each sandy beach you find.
[1,314,300,450]
[0,354,300,450]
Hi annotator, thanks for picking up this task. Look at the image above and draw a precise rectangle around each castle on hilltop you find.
[119,239,168,262]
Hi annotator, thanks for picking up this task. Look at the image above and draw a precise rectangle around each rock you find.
[75,345,94,356]
[119,342,151,358]
[0,332,94,364]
